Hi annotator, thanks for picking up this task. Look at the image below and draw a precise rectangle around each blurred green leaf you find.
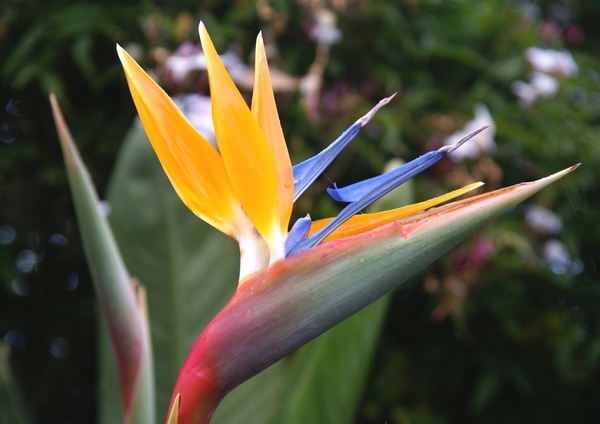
[51,95,154,424]
[4,1,600,422]
[98,317,124,424]
[50,94,155,424]
[0,343,33,424]
[72,36,98,83]
[212,362,286,424]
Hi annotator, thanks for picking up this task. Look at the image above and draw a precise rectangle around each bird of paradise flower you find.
[114,23,578,424]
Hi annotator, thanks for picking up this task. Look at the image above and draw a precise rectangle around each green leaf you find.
[50,95,154,424]
[98,316,124,424]
[0,343,34,424]
[97,284,156,424]
[212,360,286,424]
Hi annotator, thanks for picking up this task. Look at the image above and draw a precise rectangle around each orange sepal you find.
[251,33,294,236]
[117,45,245,238]
[199,23,283,256]
[310,182,484,241]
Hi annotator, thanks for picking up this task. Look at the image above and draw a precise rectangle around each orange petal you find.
[310,182,484,241]
[251,33,294,236]
[199,23,283,256]
[117,45,245,237]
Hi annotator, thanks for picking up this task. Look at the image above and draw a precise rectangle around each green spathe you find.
[171,165,578,424]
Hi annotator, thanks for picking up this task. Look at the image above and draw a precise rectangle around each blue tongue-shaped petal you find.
[284,215,312,255]
[292,94,396,202]
[287,126,488,255]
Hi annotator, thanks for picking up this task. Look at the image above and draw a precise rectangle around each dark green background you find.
[2,0,600,422]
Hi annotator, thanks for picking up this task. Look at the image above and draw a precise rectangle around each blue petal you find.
[288,126,488,255]
[327,150,444,203]
[292,95,396,202]
[285,215,312,255]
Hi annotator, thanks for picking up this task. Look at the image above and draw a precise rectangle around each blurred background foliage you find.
[1,0,600,423]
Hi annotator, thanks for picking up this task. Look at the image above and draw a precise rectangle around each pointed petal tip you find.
[167,393,180,424]
[49,92,75,154]
[198,22,209,46]
[116,44,133,68]
[49,93,60,121]
[526,164,579,186]
[292,94,397,200]
[326,183,343,202]
[201,21,285,253]
[254,31,266,61]
[199,21,208,39]
[443,125,489,154]
[442,165,580,222]
[357,93,397,127]
[541,163,580,182]
[116,44,127,60]
[285,215,313,255]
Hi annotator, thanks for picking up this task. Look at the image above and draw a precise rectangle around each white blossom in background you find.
[164,42,207,84]
[219,51,250,84]
[543,239,571,274]
[98,200,111,217]
[542,239,584,275]
[525,205,563,234]
[309,8,342,46]
[526,47,578,77]
[162,42,297,145]
[123,43,144,63]
[512,47,578,107]
[510,81,537,107]
[163,44,296,147]
[161,43,231,148]
[164,43,250,87]
[511,72,560,107]
[172,94,217,148]
[444,104,496,162]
